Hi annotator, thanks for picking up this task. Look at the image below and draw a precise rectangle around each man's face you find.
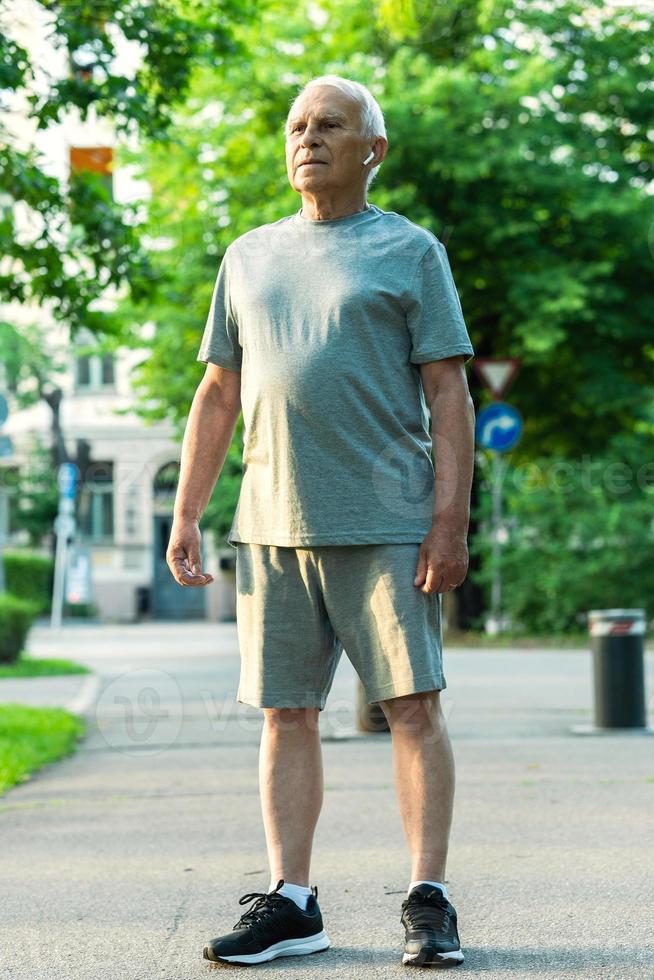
[285,86,371,196]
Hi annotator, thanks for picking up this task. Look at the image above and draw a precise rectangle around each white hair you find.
[285,74,386,191]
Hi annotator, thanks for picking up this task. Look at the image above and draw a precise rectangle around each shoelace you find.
[233,885,289,931]
[401,890,451,933]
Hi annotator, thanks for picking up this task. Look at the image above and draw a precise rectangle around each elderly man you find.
[168,75,475,968]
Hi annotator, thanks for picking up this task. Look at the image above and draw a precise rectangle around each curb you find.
[66,673,102,718]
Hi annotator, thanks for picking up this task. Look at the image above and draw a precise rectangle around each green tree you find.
[122,0,652,447]
[1,0,259,544]
[113,0,653,584]
[0,0,257,336]
[471,428,654,632]
[8,437,59,548]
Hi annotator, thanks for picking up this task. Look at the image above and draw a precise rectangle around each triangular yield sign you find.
[473,358,521,398]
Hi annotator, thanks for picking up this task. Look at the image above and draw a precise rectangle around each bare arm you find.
[167,363,242,586]
[420,355,476,533]
[413,355,476,593]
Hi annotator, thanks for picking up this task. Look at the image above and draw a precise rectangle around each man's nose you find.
[300,124,322,147]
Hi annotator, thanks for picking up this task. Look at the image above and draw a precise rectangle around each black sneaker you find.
[203,879,330,965]
[401,883,464,966]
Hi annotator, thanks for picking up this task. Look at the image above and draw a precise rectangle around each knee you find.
[378,690,444,734]
[263,707,320,735]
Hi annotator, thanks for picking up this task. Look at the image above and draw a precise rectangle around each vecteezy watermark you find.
[477,452,654,496]
[199,687,455,745]
[93,668,184,756]
[371,432,436,521]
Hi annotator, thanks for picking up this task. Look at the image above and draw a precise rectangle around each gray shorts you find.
[234,542,446,709]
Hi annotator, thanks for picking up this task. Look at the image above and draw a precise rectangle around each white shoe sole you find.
[205,929,330,964]
[403,947,465,966]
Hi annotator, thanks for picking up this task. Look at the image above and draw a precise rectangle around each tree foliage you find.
[0,0,257,335]
[116,0,653,551]
[124,0,652,450]
[471,429,654,632]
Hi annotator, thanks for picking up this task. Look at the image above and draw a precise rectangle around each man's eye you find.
[292,122,339,132]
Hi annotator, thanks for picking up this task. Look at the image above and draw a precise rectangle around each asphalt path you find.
[1,622,652,979]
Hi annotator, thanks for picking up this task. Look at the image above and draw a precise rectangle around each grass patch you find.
[445,631,654,655]
[0,704,86,796]
[0,654,91,678]
[445,631,592,649]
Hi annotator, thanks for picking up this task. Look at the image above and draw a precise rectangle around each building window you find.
[79,461,114,542]
[101,353,114,385]
[153,461,180,511]
[75,352,116,391]
[76,355,91,386]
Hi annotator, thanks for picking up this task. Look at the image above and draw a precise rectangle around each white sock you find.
[408,879,449,902]
[269,880,312,911]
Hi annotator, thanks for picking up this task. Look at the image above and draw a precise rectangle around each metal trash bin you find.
[135,585,151,620]
[582,608,650,732]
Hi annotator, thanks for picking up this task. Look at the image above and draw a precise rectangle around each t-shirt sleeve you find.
[196,247,243,371]
[405,241,475,365]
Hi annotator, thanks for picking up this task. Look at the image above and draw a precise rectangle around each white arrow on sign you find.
[481,415,516,445]
[473,358,521,398]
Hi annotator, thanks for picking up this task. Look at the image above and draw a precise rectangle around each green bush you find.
[470,437,654,634]
[0,594,39,665]
[3,550,54,615]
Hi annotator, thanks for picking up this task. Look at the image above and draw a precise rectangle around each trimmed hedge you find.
[0,594,39,665]
[3,551,54,615]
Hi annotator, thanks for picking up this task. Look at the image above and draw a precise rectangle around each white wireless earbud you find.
[362,150,374,165]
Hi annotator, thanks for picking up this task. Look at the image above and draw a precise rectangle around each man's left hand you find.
[414,524,469,594]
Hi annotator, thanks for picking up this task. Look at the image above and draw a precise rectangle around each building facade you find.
[0,1,236,622]
[0,340,236,623]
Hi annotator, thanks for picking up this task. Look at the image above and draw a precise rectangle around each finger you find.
[172,557,213,585]
[186,553,202,575]
[422,566,440,594]
[180,571,214,587]
[413,551,428,587]
[178,553,205,577]
[186,558,213,582]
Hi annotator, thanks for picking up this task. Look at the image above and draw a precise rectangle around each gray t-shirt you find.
[197,203,475,548]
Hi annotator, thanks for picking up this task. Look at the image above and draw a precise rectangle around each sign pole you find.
[490,452,502,630]
[51,515,68,631]
[473,359,522,635]
[51,463,78,631]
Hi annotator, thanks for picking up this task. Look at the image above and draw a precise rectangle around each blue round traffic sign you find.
[476,402,522,452]
[0,394,8,427]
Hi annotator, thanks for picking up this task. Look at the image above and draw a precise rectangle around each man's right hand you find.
[166,520,215,587]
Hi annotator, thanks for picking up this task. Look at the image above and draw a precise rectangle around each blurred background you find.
[1,0,652,643]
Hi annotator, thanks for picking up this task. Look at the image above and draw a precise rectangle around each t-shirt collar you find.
[294,203,375,226]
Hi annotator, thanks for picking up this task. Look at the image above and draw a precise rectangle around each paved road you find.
[1,622,653,979]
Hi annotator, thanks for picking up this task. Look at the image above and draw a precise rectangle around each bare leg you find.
[259,707,323,887]
[378,691,455,883]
